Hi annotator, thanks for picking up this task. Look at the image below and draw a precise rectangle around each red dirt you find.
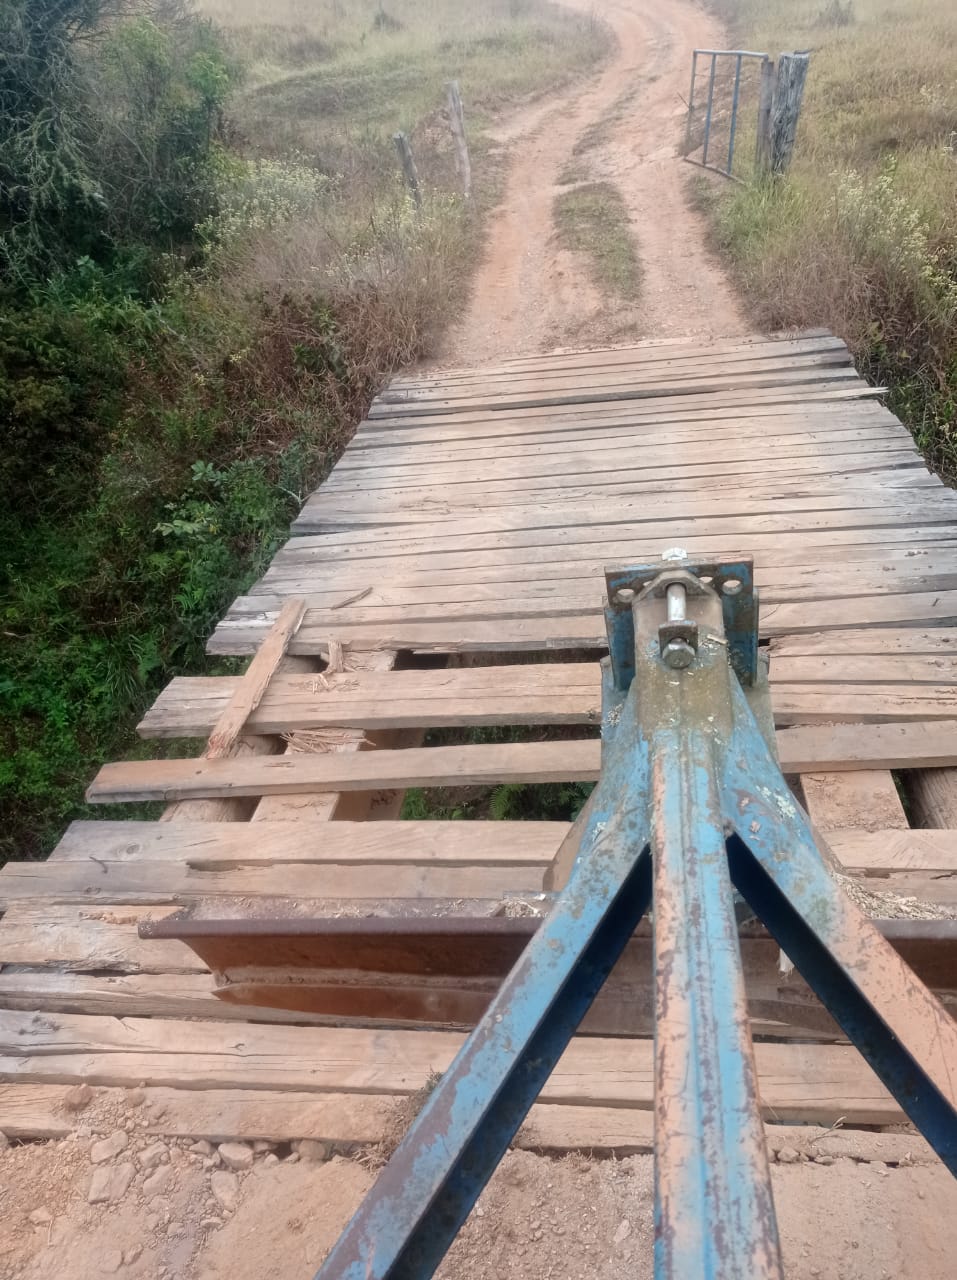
[442,0,748,364]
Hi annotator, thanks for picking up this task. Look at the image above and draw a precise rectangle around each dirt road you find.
[443,0,747,364]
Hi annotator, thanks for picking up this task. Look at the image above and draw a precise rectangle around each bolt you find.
[662,639,696,669]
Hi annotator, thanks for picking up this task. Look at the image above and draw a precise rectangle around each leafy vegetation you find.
[400,724,597,824]
[1,0,609,860]
[701,0,957,472]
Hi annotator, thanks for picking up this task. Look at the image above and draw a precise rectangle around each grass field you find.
[554,182,642,300]
[703,0,957,469]
[201,0,609,168]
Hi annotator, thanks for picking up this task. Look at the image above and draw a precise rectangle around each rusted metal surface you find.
[145,908,957,1031]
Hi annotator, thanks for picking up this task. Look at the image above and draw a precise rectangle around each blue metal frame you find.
[687,48,770,181]
[314,556,957,1280]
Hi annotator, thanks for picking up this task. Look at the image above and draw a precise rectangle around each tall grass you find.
[704,0,957,470]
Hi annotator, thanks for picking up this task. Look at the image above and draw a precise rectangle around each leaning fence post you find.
[768,52,810,175]
[755,56,775,176]
[393,131,422,207]
[445,80,472,199]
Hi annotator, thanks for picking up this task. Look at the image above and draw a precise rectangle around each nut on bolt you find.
[662,638,696,669]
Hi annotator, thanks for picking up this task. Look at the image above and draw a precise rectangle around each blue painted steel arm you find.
[719,673,957,1173]
[313,664,653,1280]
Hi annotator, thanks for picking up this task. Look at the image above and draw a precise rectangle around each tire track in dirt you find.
[441,0,747,365]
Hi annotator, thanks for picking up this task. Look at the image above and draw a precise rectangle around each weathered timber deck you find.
[2,329,957,1161]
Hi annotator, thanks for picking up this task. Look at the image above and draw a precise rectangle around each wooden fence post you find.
[755,56,776,176]
[768,52,810,175]
[445,80,472,199]
[393,131,422,207]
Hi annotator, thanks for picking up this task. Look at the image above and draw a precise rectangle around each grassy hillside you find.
[2,0,610,861]
[703,0,957,468]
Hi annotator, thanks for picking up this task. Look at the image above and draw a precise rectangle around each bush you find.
[0,0,231,281]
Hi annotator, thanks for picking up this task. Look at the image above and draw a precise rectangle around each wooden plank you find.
[373,355,861,408]
[46,819,569,867]
[772,628,957,658]
[299,463,931,520]
[329,431,909,491]
[803,772,908,832]
[296,467,941,530]
[825,828,957,872]
[255,553,957,607]
[0,967,835,1042]
[343,416,902,469]
[140,662,957,741]
[230,563,957,618]
[85,721,957,804]
[211,590,957,660]
[349,401,891,454]
[352,386,889,447]
[10,852,952,910]
[0,971,363,1025]
[343,404,893,470]
[0,859,544,906]
[368,364,866,418]
[0,905,203,973]
[264,530,957,585]
[320,441,917,499]
[209,597,957,659]
[4,1081,939,1159]
[48,820,957,874]
[386,334,850,389]
[0,1011,903,1123]
[204,597,305,759]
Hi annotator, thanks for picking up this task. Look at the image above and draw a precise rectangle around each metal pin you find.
[666,583,687,624]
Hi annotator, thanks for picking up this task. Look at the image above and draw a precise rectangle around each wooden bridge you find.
[3,330,957,1160]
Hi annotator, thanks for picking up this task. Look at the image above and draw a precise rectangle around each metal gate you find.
[684,49,772,181]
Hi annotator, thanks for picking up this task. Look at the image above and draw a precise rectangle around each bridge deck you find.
[2,330,956,1161]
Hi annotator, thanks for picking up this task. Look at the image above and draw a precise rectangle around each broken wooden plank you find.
[204,597,305,759]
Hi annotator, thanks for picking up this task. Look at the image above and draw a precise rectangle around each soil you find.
[441,0,748,365]
[3,1116,957,1280]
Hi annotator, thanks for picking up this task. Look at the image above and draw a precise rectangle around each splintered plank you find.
[85,721,957,804]
[203,597,305,759]
[0,1011,901,1123]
